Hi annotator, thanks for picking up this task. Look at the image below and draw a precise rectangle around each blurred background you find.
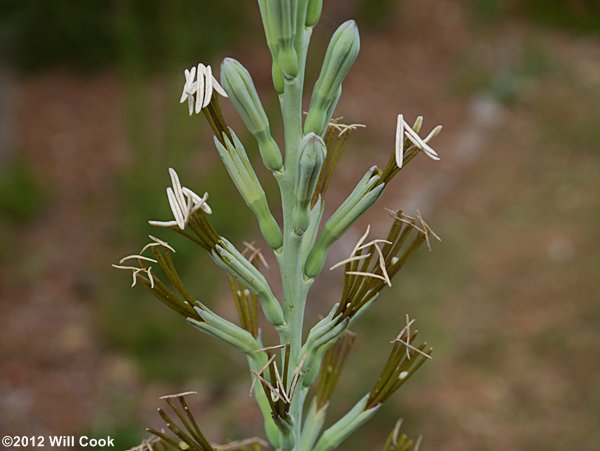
[0,0,599,449]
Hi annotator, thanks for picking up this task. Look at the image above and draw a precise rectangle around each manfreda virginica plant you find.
[115,2,443,450]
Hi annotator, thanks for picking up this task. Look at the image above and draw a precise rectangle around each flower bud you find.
[293,134,326,234]
[188,307,260,355]
[214,131,283,250]
[299,400,327,451]
[269,0,299,77]
[304,167,383,278]
[258,0,286,93]
[313,396,379,451]
[221,58,283,171]
[272,61,285,94]
[212,239,285,327]
[306,0,323,27]
[305,21,360,135]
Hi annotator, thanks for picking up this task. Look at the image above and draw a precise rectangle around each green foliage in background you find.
[0,0,250,71]
[470,0,600,33]
[519,0,600,33]
[0,155,47,223]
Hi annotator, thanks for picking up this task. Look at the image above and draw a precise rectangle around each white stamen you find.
[167,187,185,230]
[168,168,187,212]
[181,62,227,115]
[180,67,198,116]
[424,125,443,143]
[254,344,286,353]
[392,419,404,444]
[412,116,423,133]
[329,120,366,136]
[351,225,372,257]
[243,241,269,269]
[345,271,389,283]
[203,65,213,108]
[142,235,176,254]
[195,64,206,114]
[399,371,408,380]
[329,253,370,271]
[182,188,212,214]
[403,121,441,160]
[373,244,392,287]
[395,114,404,168]
[112,264,154,289]
[355,239,392,252]
[250,354,276,397]
[159,391,197,400]
[147,266,155,289]
[394,114,442,167]
[148,220,179,228]
[212,77,228,98]
[150,169,213,230]
[119,255,158,264]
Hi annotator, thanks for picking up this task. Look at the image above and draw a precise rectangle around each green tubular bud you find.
[214,133,283,249]
[272,61,285,94]
[300,399,326,451]
[255,203,284,250]
[293,133,326,234]
[269,0,299,76]
[301,197,324,260]
[256,130,284,172]
[306,0,323,27]
[303,86,341,137]
[212,239,285,327]
[305,21,360,135]
[194,306,260,353]
[302,318,349,387]
[258,0,278,55]
[220,58,283,171]
[188,313,258,355]
[304,168,383,278]
[313,396,379,451]
[258,0,285,93]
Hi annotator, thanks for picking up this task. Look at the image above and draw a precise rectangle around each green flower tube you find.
[212,239,285,327]
[293,133,326,234]
[306,0,323,27]
[305,20,360,135]
[214,132,283,250]
[268,0,299,77]
[313,396,380,451]
[221,58,283,171]
[304,168,383,278]
[258,0,285,93]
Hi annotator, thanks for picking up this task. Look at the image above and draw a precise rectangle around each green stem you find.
[275,25,315,450]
